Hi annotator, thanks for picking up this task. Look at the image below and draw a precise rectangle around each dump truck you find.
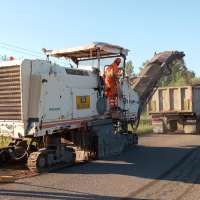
[0,42,185,172]
[148,85,200,134]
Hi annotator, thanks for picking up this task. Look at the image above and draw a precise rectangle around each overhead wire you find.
[0,45,70,66]
[0,42,46,56]
[0,42,72,66]
[0,41,68,62]
[0,46,69,66]
[0,46,46,59]
[0,42,69,62]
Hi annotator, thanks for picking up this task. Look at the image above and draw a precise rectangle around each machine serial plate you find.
[76,95,90,110]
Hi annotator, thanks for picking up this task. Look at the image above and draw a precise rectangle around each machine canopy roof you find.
[44,42,130,60]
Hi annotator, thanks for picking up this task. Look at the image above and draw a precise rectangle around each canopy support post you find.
[121,53,126,79]
[97,48,100,69]
[97,48,102,96]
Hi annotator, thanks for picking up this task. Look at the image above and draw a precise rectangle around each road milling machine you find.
[0,42,185,172]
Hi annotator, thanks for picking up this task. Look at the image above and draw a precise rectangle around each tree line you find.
[0,55,9,61]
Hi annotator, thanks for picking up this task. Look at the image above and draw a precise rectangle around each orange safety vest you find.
[105,63,119,80]
[105,63,119,108]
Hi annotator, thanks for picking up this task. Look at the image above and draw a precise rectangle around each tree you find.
[162,61,196,87]
[125,60,134,76]
[188,70,195,79]
[191,77,200,85]
[0,55,9,61]
[168,71,185,86]
[53,62,60,66]
[162,62,182,86]
[139,60,149,72]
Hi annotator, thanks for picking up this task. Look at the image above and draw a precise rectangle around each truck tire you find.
[156,129,168,134]
[162,129,168,134]
[152,118,168,134]
[169,120,178,132]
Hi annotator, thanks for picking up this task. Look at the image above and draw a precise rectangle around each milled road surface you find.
[0,132,200,200]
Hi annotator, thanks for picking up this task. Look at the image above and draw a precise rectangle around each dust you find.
[180,58,190,85]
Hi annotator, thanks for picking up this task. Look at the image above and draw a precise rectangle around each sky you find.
[0,0,200,75]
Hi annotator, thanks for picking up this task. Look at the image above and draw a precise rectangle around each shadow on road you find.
[0,188,148,200]
[53,144,200,185]
[2,144,199,199]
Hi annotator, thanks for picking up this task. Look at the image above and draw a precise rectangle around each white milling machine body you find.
[0,43,139,171]
[0,42,185,172]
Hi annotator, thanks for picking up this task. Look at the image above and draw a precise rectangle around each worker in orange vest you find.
[105,58,122,108]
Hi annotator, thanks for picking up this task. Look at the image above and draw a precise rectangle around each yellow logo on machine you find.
[76,95,90,110]
[99,140,102,145]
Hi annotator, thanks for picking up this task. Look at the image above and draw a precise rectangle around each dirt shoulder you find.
[0,161,38,183]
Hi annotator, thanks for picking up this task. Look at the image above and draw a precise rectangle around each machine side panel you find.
[72,88,98,118]
[29,74,42,118]
[60,87,71,120]
[43,74,61,120]
[31,60,51,74]
[36,74,47,137]
[37,73,99,135]
[59,74,98,89]
[91,123,124,158]
[21,60,32,122]
[118,81,139,119]
[40,74,99,121]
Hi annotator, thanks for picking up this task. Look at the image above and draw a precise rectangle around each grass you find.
[136,110,153,134]
[137,110,153,134]
[128,123,153,135]
[135,125,153,135]
[140,109,152,124]
[0,136,33,148]
[0,136,12,147]
[128,109,153,135]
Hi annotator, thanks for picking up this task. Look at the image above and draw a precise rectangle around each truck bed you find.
[148,85,200,115]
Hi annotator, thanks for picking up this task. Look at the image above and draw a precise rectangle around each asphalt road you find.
[1,132,200,200]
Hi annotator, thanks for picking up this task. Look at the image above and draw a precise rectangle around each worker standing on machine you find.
[105,58,122,108]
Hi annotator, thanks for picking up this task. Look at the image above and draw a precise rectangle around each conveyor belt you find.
[130,51,185,113]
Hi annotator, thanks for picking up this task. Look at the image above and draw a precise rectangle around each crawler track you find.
[27,151,75,173]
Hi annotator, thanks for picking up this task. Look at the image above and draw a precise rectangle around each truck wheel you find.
[156,128,168,134]
[169,120,178,132]
[162,129,168,134]
[188,132,198,135]
[157,131,168,134]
